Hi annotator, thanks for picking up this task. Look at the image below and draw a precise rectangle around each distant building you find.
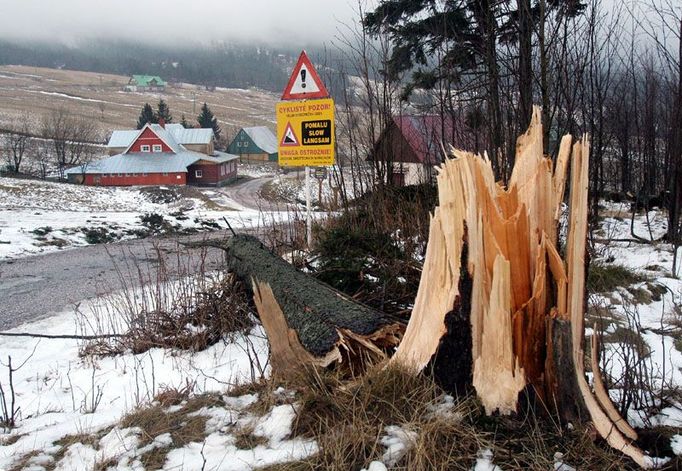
[227,126,278,163]
[125,75,167,92]
[65,122,238,187]
[370,115,477,186]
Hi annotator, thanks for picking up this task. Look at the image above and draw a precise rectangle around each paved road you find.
[0,233,231,331]
[0,175,298,331]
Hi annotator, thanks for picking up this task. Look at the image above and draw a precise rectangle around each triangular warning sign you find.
[280,122,299,146]
[281,51,330,100]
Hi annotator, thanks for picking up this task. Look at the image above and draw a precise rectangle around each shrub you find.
[82,227,116,244]
[587,263,646,294]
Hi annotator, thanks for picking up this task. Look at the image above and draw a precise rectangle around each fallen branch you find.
[0,332,125,340]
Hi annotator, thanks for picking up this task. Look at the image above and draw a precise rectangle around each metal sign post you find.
[305,166,312,247]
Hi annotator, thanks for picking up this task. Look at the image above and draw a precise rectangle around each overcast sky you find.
[0,0,374,46]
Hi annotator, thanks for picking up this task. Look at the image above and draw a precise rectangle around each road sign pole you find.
[305,165,312,248]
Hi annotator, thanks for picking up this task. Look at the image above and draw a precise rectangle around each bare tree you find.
[41,108,100,180]
[2,112,33,174]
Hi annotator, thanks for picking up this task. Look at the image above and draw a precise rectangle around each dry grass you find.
[256,364,652,471]
[0,65,277,136]
[234,426,269,449]
[79,256,255,357]
[7,450,42,471]
[115,392,224,469]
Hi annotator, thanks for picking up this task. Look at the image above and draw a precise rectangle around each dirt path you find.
[210,175,299,212]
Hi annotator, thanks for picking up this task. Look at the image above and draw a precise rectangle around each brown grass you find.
[256,364,649,471]
[0,65,276,137]
[7,451,42,471]
[115,393,224,469]
[234,426,269,449]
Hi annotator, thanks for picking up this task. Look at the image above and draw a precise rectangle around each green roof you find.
[130,75,167,86]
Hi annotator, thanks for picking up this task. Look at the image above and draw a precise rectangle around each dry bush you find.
[77,245,255,357]
[153,379,196,407]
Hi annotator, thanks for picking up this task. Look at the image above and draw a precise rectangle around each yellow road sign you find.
[276,98,335,167]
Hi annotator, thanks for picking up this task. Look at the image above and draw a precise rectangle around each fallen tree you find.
[212,234,404,377]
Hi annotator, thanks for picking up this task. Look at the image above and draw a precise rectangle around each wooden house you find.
[227,126,278,162]
[125,75,167,92]
[370,115,476,186]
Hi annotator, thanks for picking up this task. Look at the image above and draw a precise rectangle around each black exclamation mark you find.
[301,69,307,89]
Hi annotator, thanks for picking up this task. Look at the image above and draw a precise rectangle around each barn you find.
[227,126,278,162]
[66,122,238,187]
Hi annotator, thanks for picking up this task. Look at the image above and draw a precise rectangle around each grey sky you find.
[0,0,374,46]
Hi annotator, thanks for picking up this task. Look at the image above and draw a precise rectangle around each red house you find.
[369,114,480,186]
[66,122,238,187]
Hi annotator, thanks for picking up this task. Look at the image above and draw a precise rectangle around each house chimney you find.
[158,117,165,129]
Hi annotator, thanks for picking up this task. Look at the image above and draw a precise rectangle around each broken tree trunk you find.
[214,234,403,377]
[391,107,652,467]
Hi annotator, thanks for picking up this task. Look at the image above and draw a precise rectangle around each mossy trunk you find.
[218,234,404,375]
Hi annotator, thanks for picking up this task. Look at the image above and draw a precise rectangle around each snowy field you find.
[0,177,287,260]
[0,296,319,470]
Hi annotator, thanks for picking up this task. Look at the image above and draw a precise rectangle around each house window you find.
[195,170,203,178]
[152,144,162,153]
[117,173,123,177]
[163,172,169,176]
[141,145,150,152]
[132,172,138,177]
[142,172,148,176]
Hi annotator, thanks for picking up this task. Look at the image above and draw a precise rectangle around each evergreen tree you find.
[180,114,192,128]
[136,103,156,129]
[155,99,173,124]
[197,103,221,139]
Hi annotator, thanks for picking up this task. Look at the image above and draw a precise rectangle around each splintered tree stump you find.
[219,234,403,377]
[390,107,653,467]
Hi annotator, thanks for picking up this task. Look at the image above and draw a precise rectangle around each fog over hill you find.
[0,0,369,91]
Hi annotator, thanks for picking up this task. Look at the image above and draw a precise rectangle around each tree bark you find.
[208,234,404,377]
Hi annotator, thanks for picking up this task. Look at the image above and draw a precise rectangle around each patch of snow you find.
[0,295,270,470]
[553,452,576,471]
[254,404,297,444]
[380,425,417,467]
[361,461,388,471]
[473,448,502,471]
[671,435,682,455]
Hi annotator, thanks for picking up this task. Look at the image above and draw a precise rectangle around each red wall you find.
[128,127,173,153]
[186,161,237,186]
[85,172,186,186]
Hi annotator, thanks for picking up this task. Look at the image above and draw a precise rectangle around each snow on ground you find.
[591,202,682,428]
[237,163,277,179]
[0,177,287,260]
[0,292,317,470]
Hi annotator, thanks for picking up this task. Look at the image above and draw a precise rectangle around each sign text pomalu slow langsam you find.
[276,98,335,167]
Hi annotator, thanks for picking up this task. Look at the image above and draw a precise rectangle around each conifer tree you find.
[197,103,221,139]
[180,114,192,128]
[136,103,156,129]
[155,99,173,124]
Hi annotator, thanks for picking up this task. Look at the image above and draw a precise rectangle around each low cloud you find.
[0,0,367,46]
